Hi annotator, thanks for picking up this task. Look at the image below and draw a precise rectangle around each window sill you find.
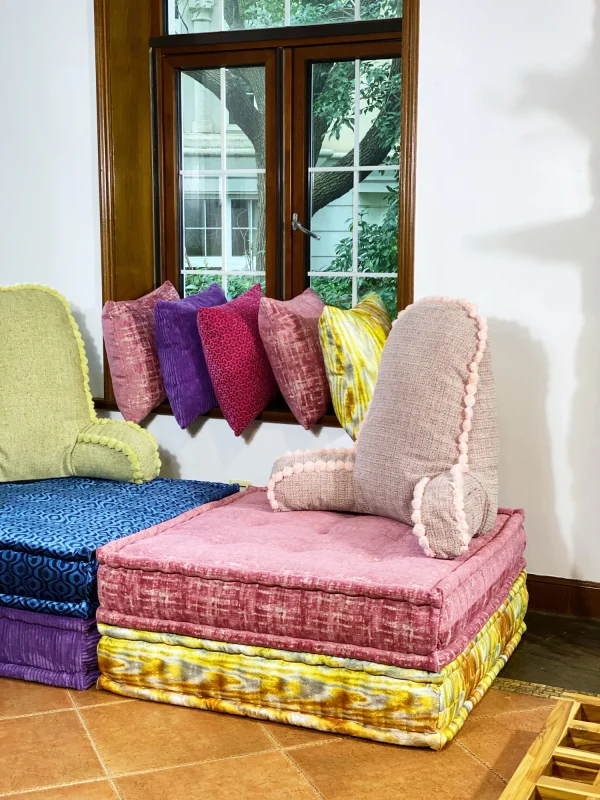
[93,396,342,428]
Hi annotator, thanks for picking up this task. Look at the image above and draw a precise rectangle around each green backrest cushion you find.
[0,286,96,481]
[0,285,161,484]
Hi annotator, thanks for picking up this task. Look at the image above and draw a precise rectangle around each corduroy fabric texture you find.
[96,488,526,672]
[102,281,180,423]
[318,293,391,439]
[97,572,527,750]
[0,607,100,690]
[0,285,160,484]
[271,298,500,559]
[258,289,330,429]
[154,283,227,428]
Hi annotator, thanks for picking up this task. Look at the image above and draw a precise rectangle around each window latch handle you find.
[292,213,321,240]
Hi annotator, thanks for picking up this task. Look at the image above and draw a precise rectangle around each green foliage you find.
[184,272,265,300]
[236,0,402,28]
[316,179,399,316]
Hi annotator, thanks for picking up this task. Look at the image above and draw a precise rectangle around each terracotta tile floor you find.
[0,679,557,799]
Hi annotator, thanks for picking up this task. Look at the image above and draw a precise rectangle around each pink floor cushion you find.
[97,488,526,672]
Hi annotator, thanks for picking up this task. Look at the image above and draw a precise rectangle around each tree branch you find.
[312,60,401,213]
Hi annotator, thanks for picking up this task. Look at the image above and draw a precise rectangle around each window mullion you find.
[351,58,360,308]
[220,67,228,296]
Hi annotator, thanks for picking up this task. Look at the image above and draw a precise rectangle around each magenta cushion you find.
[258,289,330,429]
[155,283,227,429]
[97,488,526,671]
[196,284,278,436]
[102,281,180,423]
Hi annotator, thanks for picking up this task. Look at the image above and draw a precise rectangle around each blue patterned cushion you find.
[0,478,238,618]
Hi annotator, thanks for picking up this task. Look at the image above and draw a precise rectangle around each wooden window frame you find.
[94,0,419,426]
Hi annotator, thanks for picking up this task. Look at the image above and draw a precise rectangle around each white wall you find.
[0,0,103,396]
[1,0,598,580]
[416,0,599,579]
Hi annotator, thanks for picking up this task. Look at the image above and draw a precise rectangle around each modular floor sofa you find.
[96,488,527,749]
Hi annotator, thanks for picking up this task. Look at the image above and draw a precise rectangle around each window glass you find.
[308,57,401,315]
[167,0,402,35]
[180,67,266,299]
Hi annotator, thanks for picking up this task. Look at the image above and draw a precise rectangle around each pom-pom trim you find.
[400,297,488,556]
[268,448,356,511]
[0,284,161,482]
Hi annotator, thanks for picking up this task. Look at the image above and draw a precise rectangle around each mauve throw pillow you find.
[258,289,330,429]
[197,284,278,436]
[102,281,179,423]
[155,283,227,429]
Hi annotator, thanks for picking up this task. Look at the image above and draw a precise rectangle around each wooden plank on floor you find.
[500,700,578,800]
[537,775,600,798]
[554,747,600,769]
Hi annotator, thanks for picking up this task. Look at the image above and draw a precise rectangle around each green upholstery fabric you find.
[0,285,160,484]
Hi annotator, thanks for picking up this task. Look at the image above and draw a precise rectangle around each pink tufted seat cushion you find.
[97,488,525,672]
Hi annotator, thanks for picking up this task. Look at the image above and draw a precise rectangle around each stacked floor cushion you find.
[0,478,238,689]
[96,487,527,749]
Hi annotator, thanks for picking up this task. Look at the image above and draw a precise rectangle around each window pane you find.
[182,176,221,268]
[231,198,249,227]
[357,169,399,274]
[226,276,266,300]
[311,61,356,167]
[181,71,222,172]
[227,176,263,270]
[310,180,353,273]
[232,227,250,257]
[167,0,400,34]
[184,274,223,297]
[308,55,400,307]
[226,67,265,170]
[359,58,401,166]
[357,276,397,316]
[179,68,266,295]
[310,276,352,309]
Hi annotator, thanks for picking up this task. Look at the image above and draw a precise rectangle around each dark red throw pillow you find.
[196,284,278,436]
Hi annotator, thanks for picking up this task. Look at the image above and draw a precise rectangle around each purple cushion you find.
[0,607,100,690]
[155,283,227,428]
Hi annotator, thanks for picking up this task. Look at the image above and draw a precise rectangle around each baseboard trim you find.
[527,574,600,619]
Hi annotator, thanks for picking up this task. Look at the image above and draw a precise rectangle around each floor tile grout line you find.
[0,777,108,798]
[285,738,345,752]
[455,739,507,785]
[0,698,133,722]
[67,691,123,800]
[259,724,328,800]
[109,747,281,780]
[472,704,557,721]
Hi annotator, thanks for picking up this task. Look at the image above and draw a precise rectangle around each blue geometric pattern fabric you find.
[0,478,238,618]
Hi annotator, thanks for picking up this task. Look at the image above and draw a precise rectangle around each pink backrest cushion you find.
[268,298,500,560]
[258,289,330,429]
[102,281,180,423]
[197,284,278,436]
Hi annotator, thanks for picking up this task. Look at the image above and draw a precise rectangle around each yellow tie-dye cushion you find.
[318,294,392,439]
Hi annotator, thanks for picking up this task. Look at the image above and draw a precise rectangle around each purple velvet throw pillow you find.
[155,283,227,428]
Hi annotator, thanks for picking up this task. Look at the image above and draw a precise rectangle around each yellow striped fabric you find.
[318,294,392,439]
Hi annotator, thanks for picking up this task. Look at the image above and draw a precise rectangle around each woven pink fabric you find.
[270,297,500,560]
[258,289,329,429]
[97,489,526,671]
[197,284,278,436]
[102,281,179,423]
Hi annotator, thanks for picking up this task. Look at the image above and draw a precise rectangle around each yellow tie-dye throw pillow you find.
[318,294,392,439]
